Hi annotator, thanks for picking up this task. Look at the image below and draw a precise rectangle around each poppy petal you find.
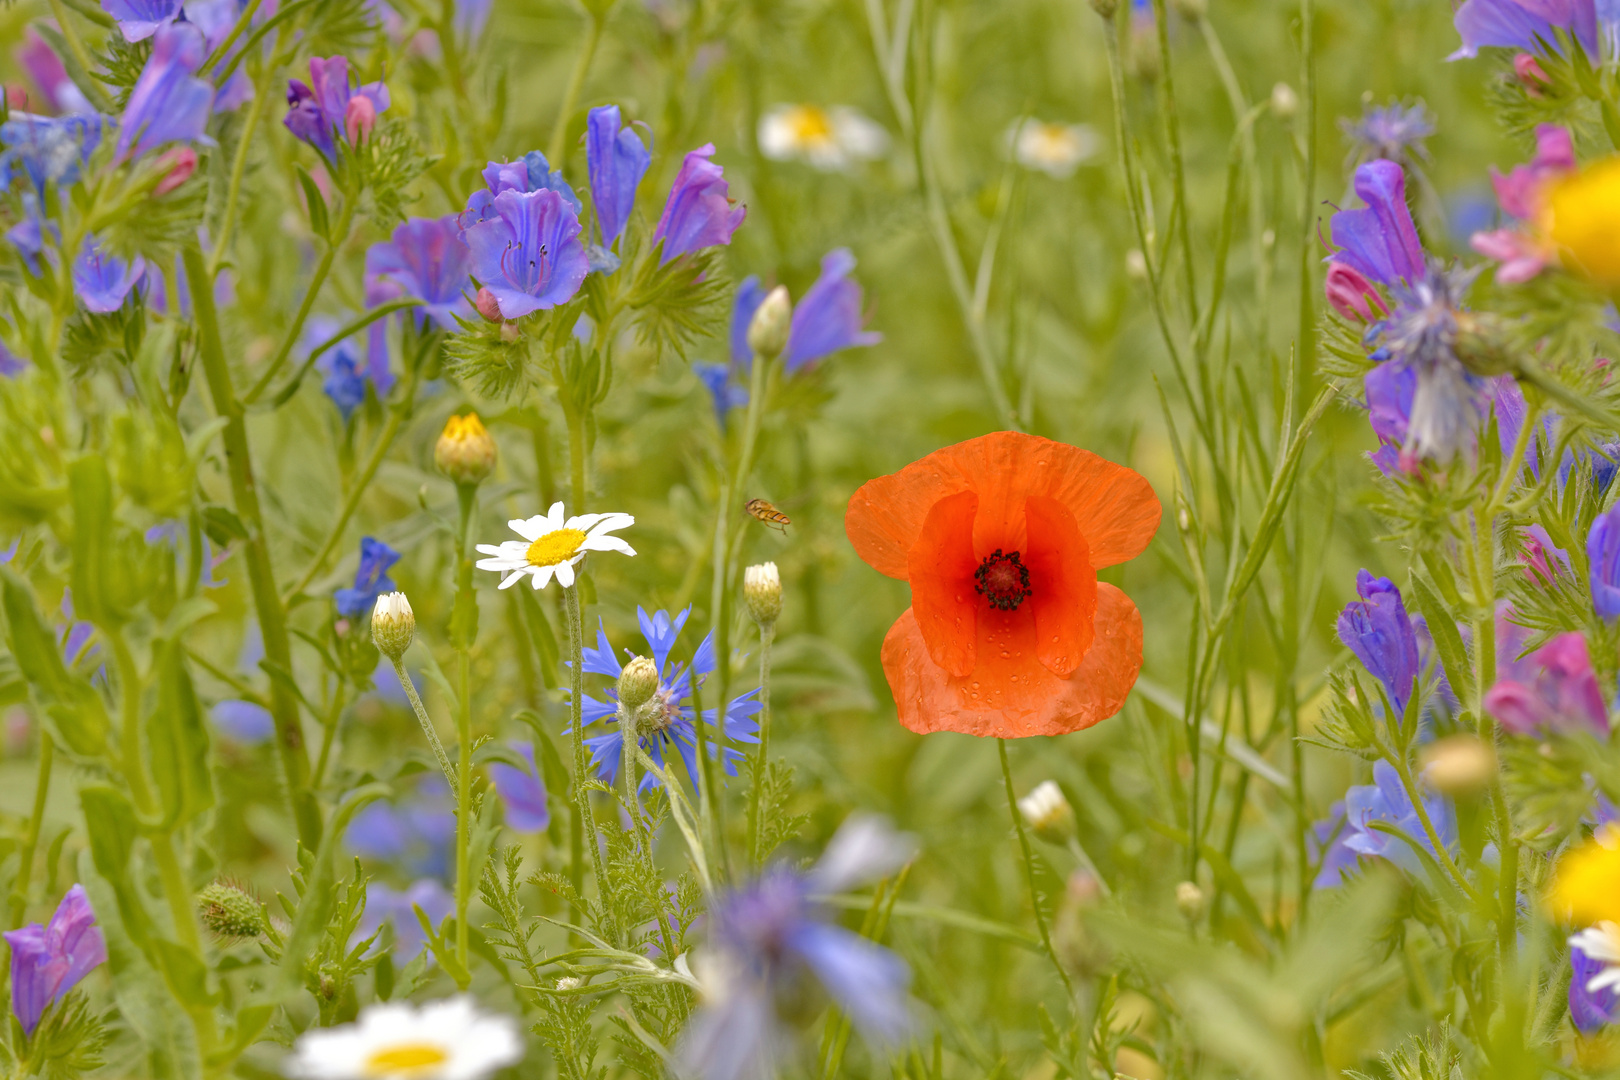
[879,583,1142,738]
[845,432,1159,579]
[906,490,980,677]
[1022,496,1097,678]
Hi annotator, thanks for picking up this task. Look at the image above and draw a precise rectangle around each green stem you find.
[207,39,275,276]
[687,660,728,883]
[311,683,347,789]
[391,655,458,791]
[745,622,774,867]
[566,404,588,512]
[183,244,320,850]
[546,12,606,166]
[452,483,477,976]
[564,585,612,916]
[9,735,54,928]
[244,196,358,404]
[998,740,1076,1006]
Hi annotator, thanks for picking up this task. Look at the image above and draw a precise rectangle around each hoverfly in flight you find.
[745,498,791,532]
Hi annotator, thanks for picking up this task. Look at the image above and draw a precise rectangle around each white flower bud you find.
[746,286,793,361]
[1125,249,1149,280]
[744,562,782,627]
[1017,780,1076,845]
[371,591,415,660]
[1270,82,1299,119]
[1175,880,1206,922]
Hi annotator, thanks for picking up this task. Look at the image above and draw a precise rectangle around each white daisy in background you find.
[1572,922,1620,994]
[474,502,635,590]
[285,997,521,1079]
[1008,118,1098,179]
[759,104,890,171]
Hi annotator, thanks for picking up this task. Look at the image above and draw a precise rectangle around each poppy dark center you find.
[974,549,1032,611]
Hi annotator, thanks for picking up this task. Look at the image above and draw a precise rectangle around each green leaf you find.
[200,503,249,546]
[1409,571,1473,712]
[1,570,109,758]
[148,642,215,828]
[296,167,331,242]
[79,786,153,947]
[151,938,215,1008]
[68,455,116,627]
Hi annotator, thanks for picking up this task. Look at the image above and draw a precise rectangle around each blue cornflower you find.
[577,607,760,793]
[101,0,183,42]
[1376,262,1488,465]
[586,105,651,250]
[284,55,390,160]
[1338,570,1422,716]
[693,361,748,430]
[334,537,400,619]
[0,113,105,193]
[1341,101,1434,166]
[356,879,454,959]
[1312,761,1458,888]
[490,741,550,832]
[72,236,146,314]
[652,144,746,264]
[675,815,916,1080]
[785,249,881,372]
[115,22,213,161]
[345,776,455,879]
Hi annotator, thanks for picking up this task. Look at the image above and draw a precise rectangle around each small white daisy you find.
[1572,922,1620,995]
[474,502,635,590]
[284,996,521,1080]
[759,104,889,171]
[1008,119,1098,179]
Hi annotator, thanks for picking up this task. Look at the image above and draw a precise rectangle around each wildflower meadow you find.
[13,0,1620,1076]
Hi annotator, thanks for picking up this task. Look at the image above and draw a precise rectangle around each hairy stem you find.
[9,734,53,927]
[745,622,774,867]
[390,655,458,792]
[998,740,1077,1006]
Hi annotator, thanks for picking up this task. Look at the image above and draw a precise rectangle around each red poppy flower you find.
[846,432,1160,738]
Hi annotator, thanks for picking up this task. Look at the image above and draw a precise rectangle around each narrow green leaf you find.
[297,167,331,242]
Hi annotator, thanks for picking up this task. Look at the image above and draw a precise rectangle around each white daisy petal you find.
[587,512,634,537]
[554,560,576,588]
[582,534,636,557]
[564,512,605,533]
[498,570,528,590]
[474,544,508,557]
[533,564,556,589]
[287,996,520,1080]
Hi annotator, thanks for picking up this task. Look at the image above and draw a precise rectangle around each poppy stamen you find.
[974,549,1032,611]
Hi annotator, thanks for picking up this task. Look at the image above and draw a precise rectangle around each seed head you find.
[744,562,782,627]
[371,591,416,660]
[435,413,498,487]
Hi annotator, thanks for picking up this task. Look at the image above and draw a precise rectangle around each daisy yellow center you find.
[526,528,587,567]
[788,106,834,146]
[1030,125,1077,162]
[363,1042,450,1077]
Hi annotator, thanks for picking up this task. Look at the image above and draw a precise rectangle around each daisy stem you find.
[564,584,612,915]
[745,621,774,867]
[9,733,52,928]
[998,739,1077,1007]
[391,655,458,793]
[453,482,479,977]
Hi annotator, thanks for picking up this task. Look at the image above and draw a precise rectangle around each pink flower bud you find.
[474,286,503,323]
[1324,260,1387,322]
[154,147,198,197]
[1514,52,1549,93]
[345,96,378,145]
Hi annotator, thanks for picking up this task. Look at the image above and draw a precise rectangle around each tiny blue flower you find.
[693,361,748,430]
[1312,761,1457,888]
[72,236,146,314]
[1337,569,1421,716]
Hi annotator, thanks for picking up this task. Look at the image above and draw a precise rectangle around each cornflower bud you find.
[1175,881,1206,922]
[196,880,267,939]
[746,285,793,361]
[1270,82,1299,119]
[154,147,197,197]
[435,413,497,487]
[1420,734,1497,797]
[371,591,415,660]
[618,655,661,711]
[1017,780,1077,845]
[744,562,782,627]
[345,95,377,145]
[474,287,503,323]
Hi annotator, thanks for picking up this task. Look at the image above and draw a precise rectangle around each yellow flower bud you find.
[1546,157,1620,285]
[435,413,497,487]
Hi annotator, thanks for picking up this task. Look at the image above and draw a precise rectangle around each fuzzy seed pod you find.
[197,880,267,939]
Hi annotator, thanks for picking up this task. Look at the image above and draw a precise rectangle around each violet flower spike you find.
[1588,504,1620,618]
[586,104,652,249]
[1484,630,1609,736]
[785,248,882,372]
[1337,569,1422,716]
[3,884,108,1035]
[462,188,590,319]
[1328,159,1426,286]
[284,56,390,159]
[364,215,476,332]
[652,143,747,264]
[1450,0,1598,60]
[115,21,214,161]
[101,0,184,42]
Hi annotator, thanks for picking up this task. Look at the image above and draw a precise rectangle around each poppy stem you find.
[997,739,1077,1006]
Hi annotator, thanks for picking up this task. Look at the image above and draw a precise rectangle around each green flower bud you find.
[197,880,267,939]
[746,286,793,361]
[371,591,415,660]
[744,562,782,627]
[618,655,661,711]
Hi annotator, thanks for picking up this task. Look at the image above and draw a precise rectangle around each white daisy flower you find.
[284,996,521,1080]
[1008,119,1098,179]
[759,104,890,171]
[1573,922,1620,995]
[474,501,635,590]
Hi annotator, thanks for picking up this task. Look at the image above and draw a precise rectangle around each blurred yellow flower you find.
[435,412,497,486]
[1551,827,1620,924]
[1546,157,1620,285]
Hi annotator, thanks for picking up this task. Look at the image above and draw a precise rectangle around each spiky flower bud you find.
[197,881,267,939]
[435,413,498,487]
[618,656,661,711]
[371,591,415,660]
[1175,881,1206,922]
[1018,780,1077,845]
[556,976,583,991]
[345,96,377,144]
[475,287,503,323]
[746,286,793,361]
[744,562,782,628]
